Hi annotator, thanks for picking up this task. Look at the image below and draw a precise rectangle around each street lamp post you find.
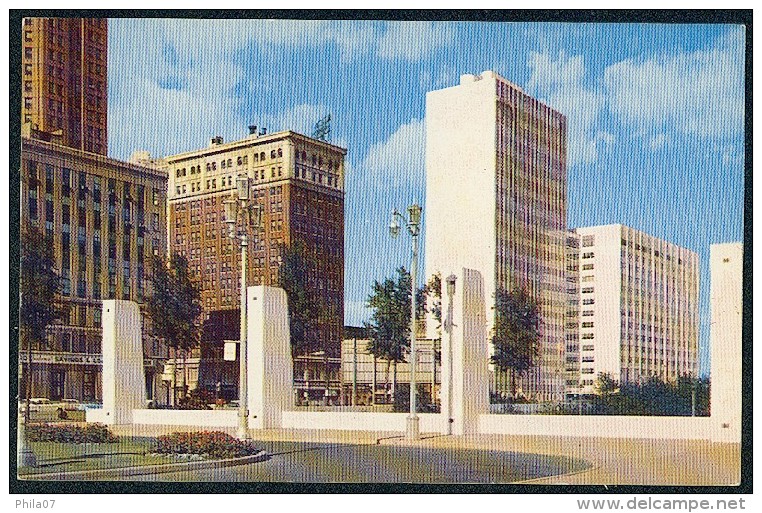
[389,204,422,441]
[445,274,456,435]
[223,176,261,440]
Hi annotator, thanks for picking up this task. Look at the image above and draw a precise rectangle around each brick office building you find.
[164,129,346,396]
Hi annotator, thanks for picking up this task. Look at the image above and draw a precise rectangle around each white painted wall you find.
[281,411,444,433]
[247,286,293,429]
[709,243,743,443]
[478,414,714,440]
[425,72,497,339]
[132,409,238,427]
[95,300,145,425]
[441,268,489,435]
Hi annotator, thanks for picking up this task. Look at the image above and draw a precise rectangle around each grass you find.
[18,437,174,477]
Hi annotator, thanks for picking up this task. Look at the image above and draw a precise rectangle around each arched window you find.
[221,160,226,169]
[277,148,283,158]
[270,150,276,159]
[260,152,265,161]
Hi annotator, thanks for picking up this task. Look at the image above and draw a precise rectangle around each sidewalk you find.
[108,424,740,486]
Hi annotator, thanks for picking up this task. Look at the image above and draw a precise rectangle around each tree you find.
[364,267,427,403]
[146,253,201,406]
[595,372,619,396]
[489,286,541,400]
[19,225,64,419]
[277,240,325,358]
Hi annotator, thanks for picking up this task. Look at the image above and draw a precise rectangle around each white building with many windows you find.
[425,70,568,402]
[567,224,699,395]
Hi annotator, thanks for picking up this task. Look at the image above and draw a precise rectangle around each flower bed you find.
[154,431,259,459]
[25,422,118,443]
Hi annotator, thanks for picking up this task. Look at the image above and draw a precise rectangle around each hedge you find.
[25,422,118,443]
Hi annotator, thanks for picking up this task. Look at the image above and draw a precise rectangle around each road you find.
[123,439,590,483]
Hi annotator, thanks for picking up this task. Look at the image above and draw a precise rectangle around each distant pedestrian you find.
[56,407,68,420]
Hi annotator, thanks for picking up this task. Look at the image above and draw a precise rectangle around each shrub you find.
[155,431,259,459]
[26,422,118,443]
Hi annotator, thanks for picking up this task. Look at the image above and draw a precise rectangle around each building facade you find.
[164,130,346,393]
[21,17,108,155]
[20,133,168,401]
[425,70,568,402]
[567,224,699,395]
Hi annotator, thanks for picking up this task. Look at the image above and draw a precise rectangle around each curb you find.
[20,450,271,481]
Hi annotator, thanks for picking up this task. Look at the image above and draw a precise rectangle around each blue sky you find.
[107,20,745,377]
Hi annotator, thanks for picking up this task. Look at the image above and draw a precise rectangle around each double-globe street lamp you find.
[389,203,422,441]
[223,176,262,440]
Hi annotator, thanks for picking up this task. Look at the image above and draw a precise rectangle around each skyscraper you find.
[425,70,568,402]
[566,224,699,396]
[164,129,346,392]
[21,17,108,155]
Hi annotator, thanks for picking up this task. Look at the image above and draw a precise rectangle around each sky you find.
[107,19,746,377]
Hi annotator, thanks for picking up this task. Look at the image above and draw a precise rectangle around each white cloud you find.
[377,22,455,61]
[357,118,425,192]
[603,27,744,140]
[527,50,611,166]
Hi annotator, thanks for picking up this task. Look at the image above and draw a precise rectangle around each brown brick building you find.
[164,130,346,392]
[21,17,108,155]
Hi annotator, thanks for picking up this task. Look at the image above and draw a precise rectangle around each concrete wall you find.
[132,409,238,427]
[709,243,743,443]
[95,300,145,425]
[281,411,444,433]
[440,268,489,435]
[247,286,293,429]
[478,414,714,440]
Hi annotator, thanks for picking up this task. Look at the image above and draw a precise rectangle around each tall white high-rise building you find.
[567,224,699,395]
[425,70,568,402]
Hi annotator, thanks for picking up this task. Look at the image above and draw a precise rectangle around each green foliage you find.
[593,374,711,416]
[393,383,439,413]
[20,225,64,349]
[490,286,541,397]
[155,431,260,459]
[427,273,442,329]
[595,372,619,396]
[277,240,325,357]
[146,253,202,355]
[364,267,428,365]
[26,423,118,443]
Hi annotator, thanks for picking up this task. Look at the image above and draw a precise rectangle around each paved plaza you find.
[98,425,740,485]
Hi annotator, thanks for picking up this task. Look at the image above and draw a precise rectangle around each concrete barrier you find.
[281,411,445,433]
[478,414,714,440]
[131,409,238,428]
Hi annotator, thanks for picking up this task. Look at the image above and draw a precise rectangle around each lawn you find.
[18,437,171,477]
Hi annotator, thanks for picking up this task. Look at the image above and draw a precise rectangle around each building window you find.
[582,252,594,259]
[581,321,594,328]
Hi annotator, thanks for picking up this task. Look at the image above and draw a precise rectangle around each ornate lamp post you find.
[223,176,261,440]
[389,203,422,441]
